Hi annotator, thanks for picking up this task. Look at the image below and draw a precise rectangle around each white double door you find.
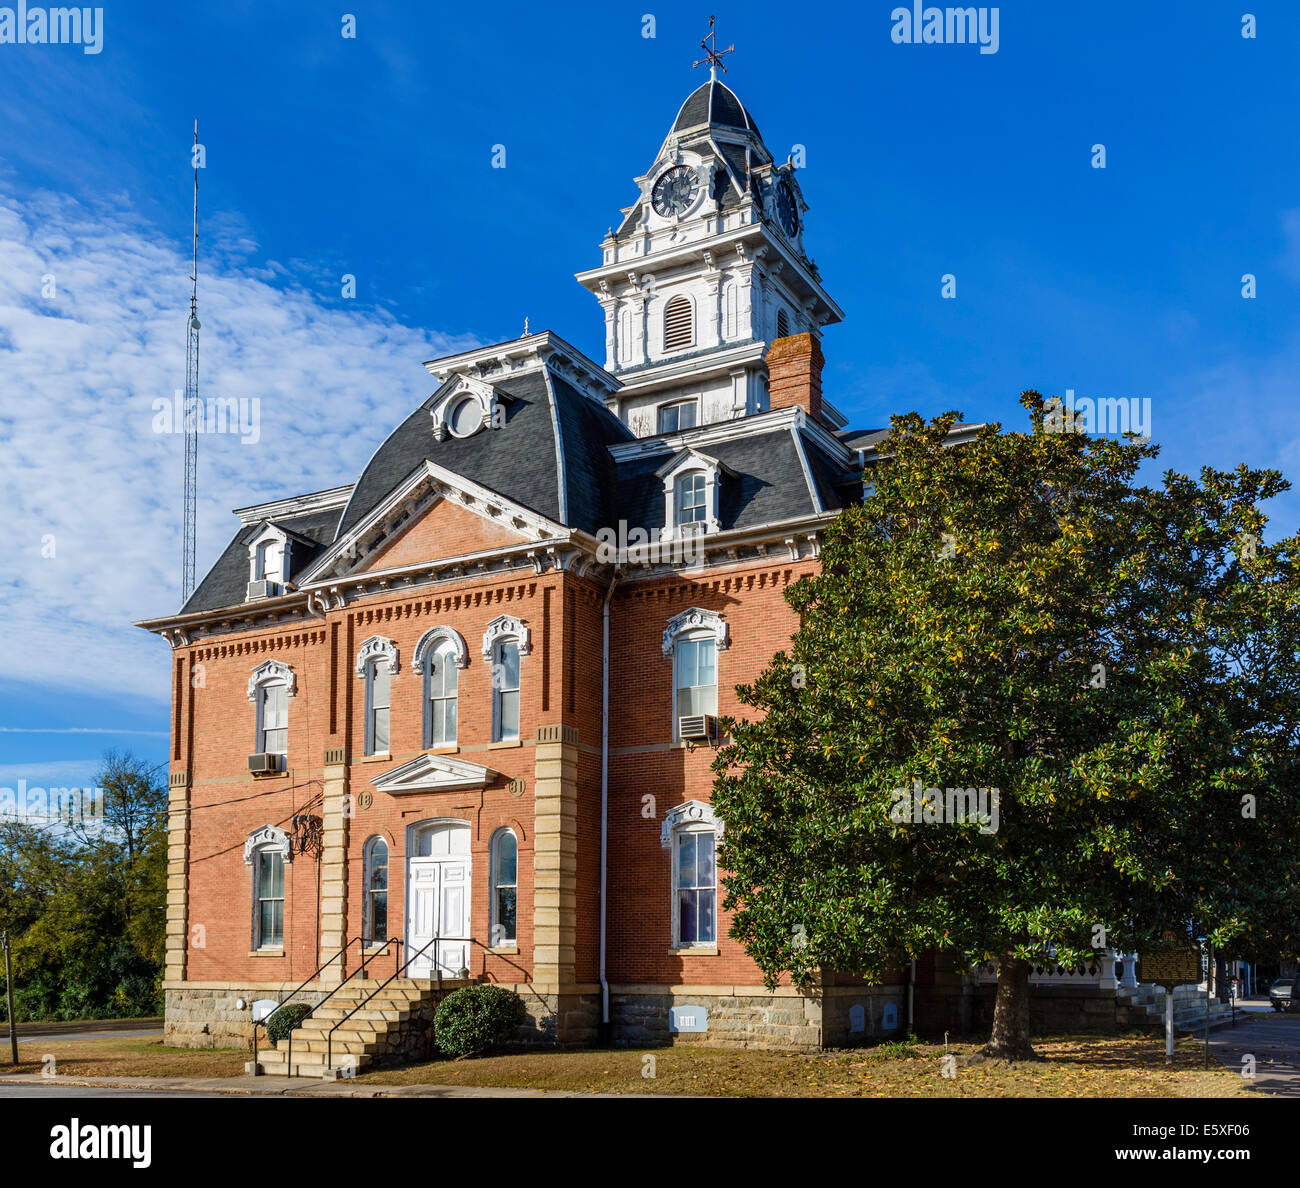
[406,821,471,978]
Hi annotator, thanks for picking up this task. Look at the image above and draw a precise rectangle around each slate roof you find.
[671,79,762,139]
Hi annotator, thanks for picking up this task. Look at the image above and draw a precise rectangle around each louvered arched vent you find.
[664,295,694,351]
[776,308,790,338]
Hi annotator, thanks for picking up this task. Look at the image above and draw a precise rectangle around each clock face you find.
[652,165,700,217]
[775,179,799,237]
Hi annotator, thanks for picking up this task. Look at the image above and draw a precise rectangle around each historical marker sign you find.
[1140,946,1202,986]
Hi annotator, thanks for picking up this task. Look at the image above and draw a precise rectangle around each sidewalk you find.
[0,1071,616,1098]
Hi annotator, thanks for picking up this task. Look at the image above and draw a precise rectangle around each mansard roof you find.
[167,331,869,620]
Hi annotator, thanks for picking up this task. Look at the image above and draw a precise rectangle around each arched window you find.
[424,641,459,748]
[490,829,518,946]
[663,294,694,351]
[492,642,520,742]
[363,836,388,944]
[672,816,716,948]
[357,637,398,756]
[776,307,790,338]
[247,660,295,762]
[674,472,707,527]
[254,540,274,580]
[244,825,292,951]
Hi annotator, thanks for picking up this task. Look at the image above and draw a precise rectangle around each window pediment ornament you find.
[356,635,399,678]
[244,824,293,865]
[247,659,296,702]
[482,614,531,662]
[662,607,729,659]
[430,377,500,442]
[412,625,469,672]
[660,800,723,848]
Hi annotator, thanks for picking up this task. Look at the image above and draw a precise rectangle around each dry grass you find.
[357,1033,1251,1098]
[2,1036,248,1079]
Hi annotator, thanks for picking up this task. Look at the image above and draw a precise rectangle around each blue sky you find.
[2,0,1298,792]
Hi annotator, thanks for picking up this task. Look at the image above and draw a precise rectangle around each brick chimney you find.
[765,333,824,424]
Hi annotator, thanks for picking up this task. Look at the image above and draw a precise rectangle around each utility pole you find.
[2,932,16,1065]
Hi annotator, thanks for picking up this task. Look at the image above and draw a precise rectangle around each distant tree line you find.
[0,752,166,1021]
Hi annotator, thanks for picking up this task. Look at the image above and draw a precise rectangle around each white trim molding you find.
[411,625,470,673]
[481,614,531,662]
[371,753,498,795]
[244,824,293,865]
[660,799,724,848]
[356,635,399,678]
[247,659,296,703]
[429,375,500,442]
[662,606,729,659]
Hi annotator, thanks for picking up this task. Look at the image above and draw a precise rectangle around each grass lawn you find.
[2,1036,248,1079]
[358,1033,1250,1098]
[0,1032,1253,1096]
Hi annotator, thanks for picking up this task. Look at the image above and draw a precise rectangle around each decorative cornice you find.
[355,635,399,678]
[662,606,729,658]
[660,800,724,848]
[371,753,497,795]
[247,658,296,702]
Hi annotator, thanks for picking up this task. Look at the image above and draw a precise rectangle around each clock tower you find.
[575,44,845,437]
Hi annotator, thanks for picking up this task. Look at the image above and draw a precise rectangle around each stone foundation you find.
[164,983,328,1049]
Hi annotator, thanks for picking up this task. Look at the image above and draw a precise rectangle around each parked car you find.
[1268,976,1300,1011]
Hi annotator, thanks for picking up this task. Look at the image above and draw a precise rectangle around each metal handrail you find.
[278,935,400,1074]
[326,935,475,1072]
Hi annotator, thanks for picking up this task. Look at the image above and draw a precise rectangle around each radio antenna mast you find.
[182,119,201,603]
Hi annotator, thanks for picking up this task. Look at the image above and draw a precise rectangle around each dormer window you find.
[675,473,707,527]
[247,525,290,600]
[430,377,501,442]
[658,400,698,434]
[657,448,728,538]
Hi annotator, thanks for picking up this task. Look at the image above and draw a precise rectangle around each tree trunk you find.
[981,953,1038,1060]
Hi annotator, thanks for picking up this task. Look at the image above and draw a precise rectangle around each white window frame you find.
[661,802,723,950]
[662,608,729,741]
[356,637,398,756]
[489,827,518,947]
[657,450,723,539]
[491,641,521,743]
[246,523,291,586]
[413,626,468,750]
[657,399,698,435]
[244,825,292,952]
[362,835,389,946]
[247,660,296,759]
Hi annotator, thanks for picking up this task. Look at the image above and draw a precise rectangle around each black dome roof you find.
[670,78,762,139]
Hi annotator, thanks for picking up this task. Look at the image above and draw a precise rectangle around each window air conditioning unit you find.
[248,753,283,775]
[678,714,718,743]
[247,579,281,600]
[678,521,704,538]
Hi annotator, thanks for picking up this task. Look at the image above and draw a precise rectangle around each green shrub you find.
[433,985,526,1057]
[265,1001,312,1043]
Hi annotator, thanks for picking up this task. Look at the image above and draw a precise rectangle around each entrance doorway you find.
[405,820,471,978]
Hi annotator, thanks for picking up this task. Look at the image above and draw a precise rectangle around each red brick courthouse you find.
[139,72,1161,1071]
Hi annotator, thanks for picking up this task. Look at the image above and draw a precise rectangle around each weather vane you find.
[693,15,734,78]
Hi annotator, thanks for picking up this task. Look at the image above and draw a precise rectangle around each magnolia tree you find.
[712,396,1300,1059]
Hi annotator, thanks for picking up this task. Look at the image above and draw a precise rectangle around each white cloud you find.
[0,188,479,704]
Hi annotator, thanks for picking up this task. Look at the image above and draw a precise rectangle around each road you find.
[1207,1011,1300,1096]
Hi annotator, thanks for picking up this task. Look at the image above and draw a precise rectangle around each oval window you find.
[448,396,483,437]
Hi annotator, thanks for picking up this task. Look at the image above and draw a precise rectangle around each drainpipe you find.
[907,959,916,1033]
[598,567,622,1044]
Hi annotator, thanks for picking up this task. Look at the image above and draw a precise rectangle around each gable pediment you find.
[298,461,568,584]
[371,753,498,796]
